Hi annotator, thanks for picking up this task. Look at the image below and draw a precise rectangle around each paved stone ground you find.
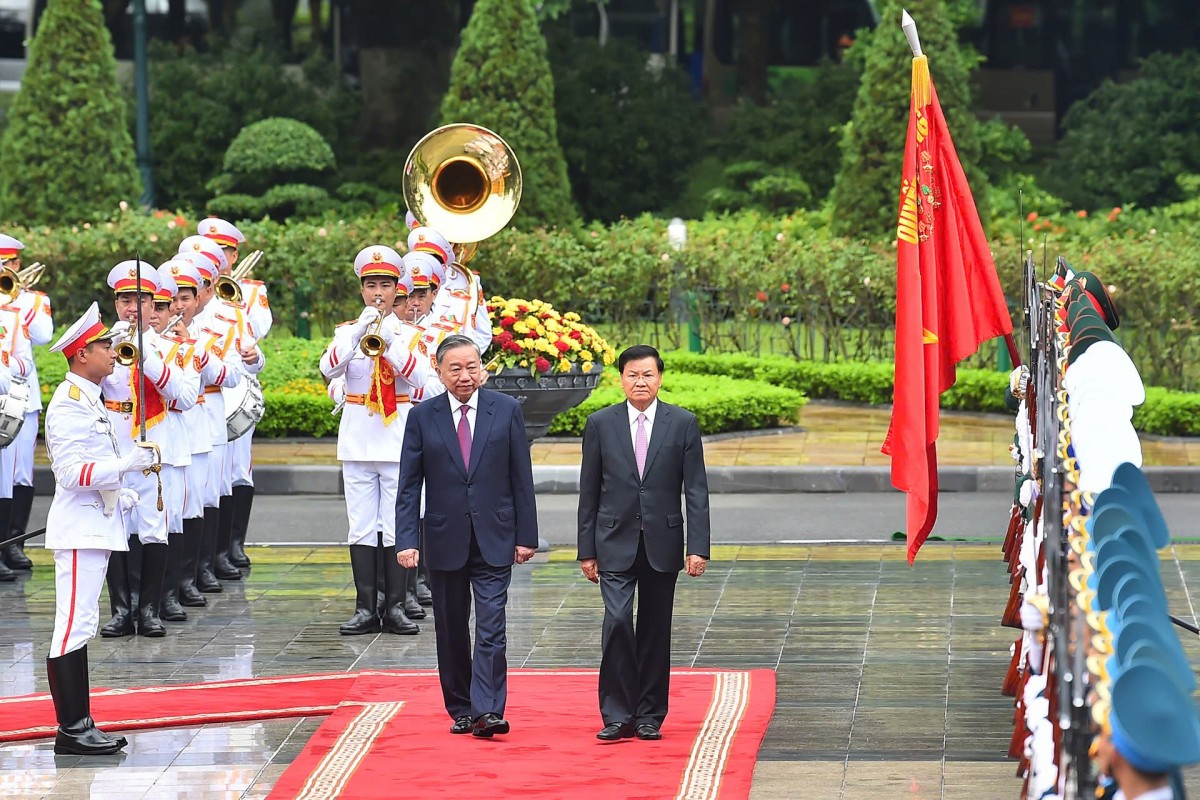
[2,542,1199,799]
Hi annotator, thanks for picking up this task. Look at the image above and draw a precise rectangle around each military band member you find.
[408,226,493,353]
[148,264,202,623]
[404,251,443,326]
[99,262,198,638]
[319,245,441,635]
[0,233,51,573]
[44,302,157,754]
[0,295,35,582]
[169,254,239,607]
[199,217,269,570]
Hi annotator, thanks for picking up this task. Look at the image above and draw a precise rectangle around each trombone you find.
[0,262,48,302]
[214,249,264,305]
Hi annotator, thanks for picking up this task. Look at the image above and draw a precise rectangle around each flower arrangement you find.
[485,296,616,375]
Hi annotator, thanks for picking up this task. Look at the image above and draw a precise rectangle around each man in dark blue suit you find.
[396,335,538,738]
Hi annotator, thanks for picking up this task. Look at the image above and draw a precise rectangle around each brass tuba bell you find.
[402,123,522,247]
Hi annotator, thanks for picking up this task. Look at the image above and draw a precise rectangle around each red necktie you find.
[457,404,472,470]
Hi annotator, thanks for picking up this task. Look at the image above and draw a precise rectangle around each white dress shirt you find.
[449,390,479,438]
[627,399,658,448]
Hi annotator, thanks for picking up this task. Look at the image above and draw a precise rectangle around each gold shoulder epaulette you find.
[68,385,80,401]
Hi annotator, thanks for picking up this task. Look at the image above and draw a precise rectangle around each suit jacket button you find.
[639,487,645,493]
[635,513,640,519]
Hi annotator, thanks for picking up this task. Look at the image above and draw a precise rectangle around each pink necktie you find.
[635,413,648,478]
[457,405,472,470]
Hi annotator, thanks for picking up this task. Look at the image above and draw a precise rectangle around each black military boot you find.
[382,544,420,635]
[213,494,241,580]
[100,541,135,638]
[0,557,14,582]
[160,531,187,621]
[415,562,433,607]
[4,487,33,570]
[46,646,127,755]
[340,546,382,635]
[137,542,168,637]
[178,516,207,607]
[405,565,426,620]
[197,507,223,593]
[229,484,253,568]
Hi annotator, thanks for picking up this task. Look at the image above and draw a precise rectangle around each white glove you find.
[379,320,396,344]
[357,306,382,330]
[120,446,157,474]
[108,320,131,341]
[1009,365,1030,397]
[118,487,140,512]
[1020,599,1047,633]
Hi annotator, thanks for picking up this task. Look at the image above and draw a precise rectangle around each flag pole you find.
[901,10,1021,367]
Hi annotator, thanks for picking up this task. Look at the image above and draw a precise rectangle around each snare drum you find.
[225,376,265,441]
[0,380,30,448]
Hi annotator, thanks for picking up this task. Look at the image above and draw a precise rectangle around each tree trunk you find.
[167,0,187,43]
[271,0,301,55]
[736,0,771,106]
[310,0,323,50]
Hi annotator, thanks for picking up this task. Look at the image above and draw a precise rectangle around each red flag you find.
[881,49,1014,564]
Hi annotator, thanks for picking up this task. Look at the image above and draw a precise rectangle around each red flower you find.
[553,339,570,353]
[501,316,517,327]
[517,304,528,313]
[569,330,583,341]
[534,357,552,373]
[173,215,188,228]
[540,312,553,319]
[1026,212,1038,222]
[504,341,523,354]
[755,291,768,302]
[498,331,514,344]
[527,329,540,339]
[780,283,791,292]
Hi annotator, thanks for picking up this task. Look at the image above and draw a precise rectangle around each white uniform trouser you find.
[161,464,184,534]
[50,549,109,658]
[122,466,167,545]
[230,427,254,487]
[12,410,36,486]
[206,443,229,507]
[0,445,14,499]
[184,453,208,519]
[342,461,398,547]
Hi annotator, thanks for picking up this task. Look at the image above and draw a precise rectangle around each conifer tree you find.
[440,0,578,229]
[830,0,984,237]
[0,0,140,224]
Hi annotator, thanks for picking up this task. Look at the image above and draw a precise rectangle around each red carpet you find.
[0,668,775,799]
[268,669,775,800]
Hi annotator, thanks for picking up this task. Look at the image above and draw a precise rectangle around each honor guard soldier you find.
[200,218,269,571]
[148,264,202,623]
[44,302,157,754]
[171,253,240,606]
[0,233,52,573]
[319,245,441,636]
[409,226,493,353]
[0,292,35,581]
[99,262,198,638]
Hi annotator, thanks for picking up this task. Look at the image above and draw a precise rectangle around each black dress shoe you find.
[450,715,474,734]
[596,722,634,741]
[472,713,510,738]
[635,724,662,740]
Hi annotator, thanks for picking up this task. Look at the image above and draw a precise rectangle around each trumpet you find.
[359,300,386,358]
[214,249,264,305]
[116,340,138,366]
[161,313,187,338]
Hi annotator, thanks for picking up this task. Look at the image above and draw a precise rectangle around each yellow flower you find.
[518,359,528,368]
[492,326,502,336]
[564,312,581,322]
[522,337,536,349]
[512,321,529,334]
[557,358,572,373]
[580,350,593,361]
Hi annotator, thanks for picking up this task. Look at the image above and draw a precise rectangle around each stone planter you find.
[486,365,602,442]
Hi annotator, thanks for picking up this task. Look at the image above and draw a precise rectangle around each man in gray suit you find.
[577,344,710,741]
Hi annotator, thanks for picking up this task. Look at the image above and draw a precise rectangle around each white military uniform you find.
[100,263,196,546]
[0,307,34,501]
[319,246,441,546]
[44,303,152,657]
[5,288,51,486]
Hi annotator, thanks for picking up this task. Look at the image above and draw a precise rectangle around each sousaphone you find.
[402,123,522,255]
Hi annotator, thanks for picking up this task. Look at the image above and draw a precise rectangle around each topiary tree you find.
[439,0,578,229]
[829,0,984,238]
[207,117,336,221]
[0,0,140,224]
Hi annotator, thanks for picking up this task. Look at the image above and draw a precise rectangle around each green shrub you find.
[713,64,859,205]
[144,42,359,211]
[205,194,264,222]
[547,32,706,222]
[548,372,805,436]
[440,0,578,229]
[830,0,987,238]
[0,0,140,224]
[222,118,336,191]
[1045,52,1200,211]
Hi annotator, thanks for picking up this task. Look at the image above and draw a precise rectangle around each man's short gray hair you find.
[435,334,479,363]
